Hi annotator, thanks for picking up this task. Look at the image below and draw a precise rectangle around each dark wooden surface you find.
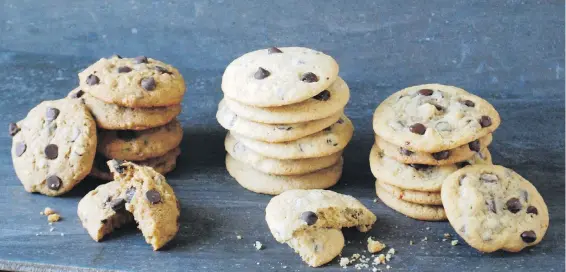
[0,1,564,271]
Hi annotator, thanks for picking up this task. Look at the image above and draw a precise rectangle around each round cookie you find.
[376,179,442,205]
[287,227,345,267]
[232,115,353,160]
[224,77,349,124]
[68,88,181,130]
[441,165,549,253]
[225,154,343,195]
[225,133,341,175]
[97,119,183,161]
[217,99,341,143]
[222,47,339,107]
[376,182,447,221]
[78,55,186,108]
[376,133,493,166]
[10,99,97,196]
[373,84,501,152]
[369,143,492,192]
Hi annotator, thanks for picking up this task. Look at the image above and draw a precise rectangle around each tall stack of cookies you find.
[217,47,354,195]
[70,55,186,180]
[370,84,501,221]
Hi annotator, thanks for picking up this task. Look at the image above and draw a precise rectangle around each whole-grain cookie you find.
[369,143,492,192]
[224,77,349,124]
[232,116,353,160]
[68,88,181,130]
[226,154,343,195]
[78,55,186,108]
[222,47,339,107]
[376,133,493,166]
[373,84,500,152]
[97,119,183,161]
[287,228,345,267]
[441,165,549,253]
[217,99,341,143]
[376,182,447,221]
[225,133,341,175]
[376,179,442,205]
[10,99,97,196]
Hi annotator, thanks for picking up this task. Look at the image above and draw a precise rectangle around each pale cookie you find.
[222,47,339,107]
[225,133,341,175]
[97,119,183,161]
[10,99,97,196]
[217,99,341,143]
[224,77,349,124]
[265,189,376,242]
[68,88,181,130]
[108,160,180,250]
[377,179,442,205]
[369,143,492,192]
[441,165,549,253]
[287,228,345,267]
[373,84,500,152]
[376,133,493,166]
[225,154,343,195]
[376,182,447,221]
[78,55,186,108]
[231,115,353,160]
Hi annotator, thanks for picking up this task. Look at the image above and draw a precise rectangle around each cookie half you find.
[287,228,345,267]
[376,182,447,221]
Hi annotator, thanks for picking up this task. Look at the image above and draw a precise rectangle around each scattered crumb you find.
[39,211,44,215]
[426,227,430,230]
[256,262,259,265]
[355,263,369,270]
[451,240,459,246]
[373,198,378,203]
[236,235,242,240]
[35,233,39,236]
[422,236,428,241]
[443,233,451,238]
[387,248,395,255]
[49,227,55,232]
[47,214,61,223]
[367,237,386,253]
[386,265,391,269]
[409,240,414,245]
[372,268,378,272]
[442,239,447,242]
[60,233,64,236]
[351,253,361,261]
[43,207,56,216]
[254,241,263,250]
[48,222,53,226]
[339,257,350,267]
[374,254,386,264]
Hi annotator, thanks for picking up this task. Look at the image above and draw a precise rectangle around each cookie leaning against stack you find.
[70,55,186,179]
[217,47,354,195]
[370,84,501,221]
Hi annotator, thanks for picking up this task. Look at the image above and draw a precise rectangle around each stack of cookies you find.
[69,55,186,180]
[217,47,354,195]
[370,84,501,221]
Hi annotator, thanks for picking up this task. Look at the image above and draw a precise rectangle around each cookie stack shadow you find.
[216,47,354,195]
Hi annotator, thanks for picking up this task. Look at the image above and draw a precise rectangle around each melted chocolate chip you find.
[141,77,156,91]
[487,199,497,213]
[44,144,58,160]
[134,56,149,64]
[463,100,475,107]
[521,231,537,243]
[116,130,137,141]
[432,150,450,160]
[400,148,413,156]
[71,90,84,99]
[86,74,99,85]
[8,123,19,136]
[409,123,426,135]
[117,66,132,73]
[409,164,431,171]
[254,67,270,79]
[46,107,60,121]
[110,198,126,211]
[300,211,318,226]
[15,142,26,157]
[276,126,292,131]
[312,90,331,101]
[418,89,434,96]
[267,47,283,54]
[456,161,471,168]
[468,139,481,152]
[146,189,161,204]
[125,187,136,202]
[301,72,319,83]
[46,175,62,190]
[506,198,522,213]
[155,66,172,75]
[479,116,492,127]
[527,206,538,215]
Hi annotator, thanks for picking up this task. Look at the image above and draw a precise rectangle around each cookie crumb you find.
[422,236,428,241]
[443,233,451,238]
[409,240,414,245]
[367,237,386,253]
[60,233,65,236]
[373,198,378,203]
[387,248,395,255]
[39,211,44,215]
[47,213,61,223]
[339,257,350,267]
[254,241,263,250]
[386,265,391,269]
[385,253,392,262]
[426,227,430,230]
[451,240,459,246]
[49,227,55,232]
[43,207,56,216]
[236,235,242,240]
[374,254,386,264]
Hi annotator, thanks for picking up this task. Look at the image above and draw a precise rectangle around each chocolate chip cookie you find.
[376,182,447,221]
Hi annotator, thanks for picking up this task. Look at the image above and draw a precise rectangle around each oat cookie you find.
[10,99,97,196]
[224,77,349,124]
[225,154,342,195]
[232,115,353,160]
[376,182,447,221]
[68,88,181,130]
[222,47,339,107]
[376,179,442,205]
[97,119,182,161]
[373,84,500,152]
[375,133,493,166]
[78,55,186,107]
[441,165,549,252]
[225,133,341,175]
[287,228,345,267]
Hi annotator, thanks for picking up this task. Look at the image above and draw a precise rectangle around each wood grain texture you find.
[0,0,564,271]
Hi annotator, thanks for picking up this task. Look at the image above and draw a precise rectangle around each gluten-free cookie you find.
[78,55,186,108]
[10,99,97,196]
[441,165,549,253]
[376,182,447,221]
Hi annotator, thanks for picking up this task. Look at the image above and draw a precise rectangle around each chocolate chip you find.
[312,90,331,101]
[527,206,538,215]
[267,47,283,54]
[141,77,156,91]
[110,198,126,211]
[109,159,125,174]
[276,126,292,131]
[44,144,58,160]
[409,123,426,135]
[409,164,431,171]
[86,74,99,85]
[506,198,522,213]
[101,219,108,224]
[116,130,137,141]
[134,56,148,64]
[337,118,344,124]
[154,66,172,75]
[487,199,497,213]
[46,175,62,190]
[125,187,136,202]
[400,148,413,156]
[300,211,318,226]
[434,104,444,111]
[479,116,492,128]
[46,107,60,121]
[254,67,270,79]
[463,100,475,107]
[480,173,498,183]
[117,66,132,73]
[70,90,84,99]
[456,161,471,168]
[15,142,26,157]
[8,123,19,136]
[468,140,481,152]
[146,189,161,204]
[323,126,332,132]
[521,231,537,243]
[418,89,433,96]
[432,151,450,160]
[301,72,319,83]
